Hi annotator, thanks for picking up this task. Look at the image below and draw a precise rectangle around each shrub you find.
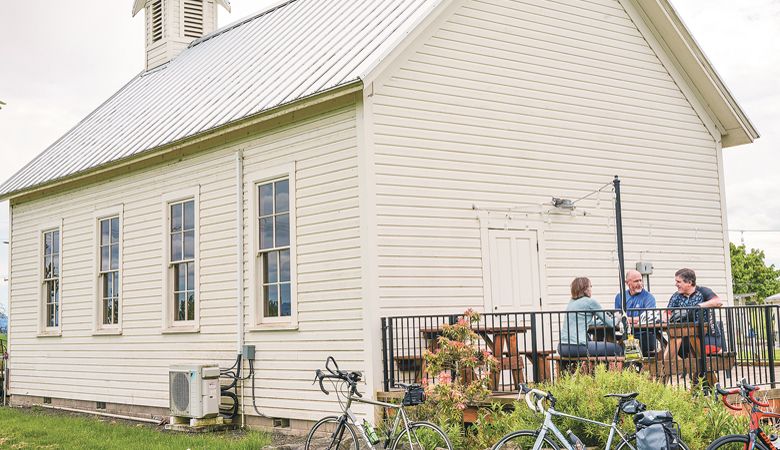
[467,367,748,450]
[416,309,498,438]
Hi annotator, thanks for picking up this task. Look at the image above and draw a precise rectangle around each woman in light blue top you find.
[558,277,623,357]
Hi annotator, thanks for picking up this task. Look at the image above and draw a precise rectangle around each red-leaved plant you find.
[421,309,498,425]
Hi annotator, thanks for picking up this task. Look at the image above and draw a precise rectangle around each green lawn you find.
[0,406,272,450]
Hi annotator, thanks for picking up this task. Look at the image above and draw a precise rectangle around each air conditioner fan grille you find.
[170,371,190,412]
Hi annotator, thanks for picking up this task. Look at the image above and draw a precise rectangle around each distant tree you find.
[730,242,780,301]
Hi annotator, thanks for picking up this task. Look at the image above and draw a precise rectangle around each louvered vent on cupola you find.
[151,0,164,42]
[183,0,205,39]
[133,0,231,71]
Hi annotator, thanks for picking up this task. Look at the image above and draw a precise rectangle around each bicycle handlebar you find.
[748,390,770,407]
[518,383,549,414]
[715,383,742,411]
[326,356,339,375]
[715,380,770,411]
[313,358,363,398]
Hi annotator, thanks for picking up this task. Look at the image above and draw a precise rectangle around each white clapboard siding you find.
[371,0,727,317]
[240,103,365,421]
[8,101,362,421]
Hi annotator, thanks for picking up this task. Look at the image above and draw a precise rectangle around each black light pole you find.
[614,176,627,312]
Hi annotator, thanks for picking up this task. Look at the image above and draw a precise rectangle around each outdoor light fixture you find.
[551,197,575,210]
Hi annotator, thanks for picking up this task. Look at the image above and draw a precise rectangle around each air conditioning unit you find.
[169,364,220,419]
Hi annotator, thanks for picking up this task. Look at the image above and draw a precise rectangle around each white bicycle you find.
[492,384,689,450]
[306,357,453,450]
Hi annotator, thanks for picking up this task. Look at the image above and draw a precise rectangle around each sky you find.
[0,0,779,313]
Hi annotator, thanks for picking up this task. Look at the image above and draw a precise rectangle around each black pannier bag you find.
[402,385,425,406]
[633,410,680,450]
[620,399,646,415]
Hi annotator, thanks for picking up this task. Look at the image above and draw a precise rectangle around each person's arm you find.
[586,298,613,328]
[639,293,656,324]
[698,286,723,308]
[664,295,678,322]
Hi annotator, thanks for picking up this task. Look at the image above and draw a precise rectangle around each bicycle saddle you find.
[604,392,639,400]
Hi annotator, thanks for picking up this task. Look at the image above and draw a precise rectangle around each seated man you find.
[615,270,657,355]
[667,267,722,311]
[667,268,723,357]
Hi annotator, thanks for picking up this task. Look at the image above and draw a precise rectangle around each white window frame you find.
[248,163,298,330]
[161,188,200,333]
[38,220,63,337]
[93,206,124,335]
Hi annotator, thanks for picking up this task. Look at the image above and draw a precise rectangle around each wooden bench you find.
[706,351,737,370]
[546,355,626,377]
[517,350,555,382]
[641,351,737,384]
[489,349,558,388]
[703,351,737,385]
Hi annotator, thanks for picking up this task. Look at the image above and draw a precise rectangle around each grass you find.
[737,347,780,361]
[0,406,272,450]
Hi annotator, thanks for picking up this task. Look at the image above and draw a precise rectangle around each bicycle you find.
[492,384,690,450]
[706,379,780,450]
[306,356,453,450]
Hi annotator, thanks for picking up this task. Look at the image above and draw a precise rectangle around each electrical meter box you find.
[635,261,654,275]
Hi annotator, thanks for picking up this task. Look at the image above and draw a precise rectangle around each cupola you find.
[132,0,231,70]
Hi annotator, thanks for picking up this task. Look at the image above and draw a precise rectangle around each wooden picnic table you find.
[419,323,534,388]
[587,325,624,343]
[634,321,711,383]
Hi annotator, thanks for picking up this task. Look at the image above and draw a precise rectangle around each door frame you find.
[478,213,548,313]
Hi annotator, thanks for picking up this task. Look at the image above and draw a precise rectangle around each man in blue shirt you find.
[615,270,656,354]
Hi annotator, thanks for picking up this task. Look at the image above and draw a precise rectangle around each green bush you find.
[466,366,747,450]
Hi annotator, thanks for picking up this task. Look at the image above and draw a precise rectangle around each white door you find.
[487,229,541,312]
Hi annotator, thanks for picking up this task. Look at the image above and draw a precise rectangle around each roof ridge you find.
[189,0,301,49]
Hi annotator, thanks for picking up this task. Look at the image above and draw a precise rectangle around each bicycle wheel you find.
[305,416,359,450]
[492,430,560,450]
[392,421,453,450]
[615,432,692,450]
[705,434,769,450]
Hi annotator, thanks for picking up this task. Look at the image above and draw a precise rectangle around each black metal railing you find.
[381,305,779,392]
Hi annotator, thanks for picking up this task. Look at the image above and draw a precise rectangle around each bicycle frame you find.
[533,405,636,450]
[333,390,417,449]
[743,404,780,449]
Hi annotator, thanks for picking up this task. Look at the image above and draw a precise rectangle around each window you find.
[99,217,120,326]
[258,178,292,318]
[170,199,196,323]
[42,229,61,329]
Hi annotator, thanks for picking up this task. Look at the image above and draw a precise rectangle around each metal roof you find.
[0,0,440,198]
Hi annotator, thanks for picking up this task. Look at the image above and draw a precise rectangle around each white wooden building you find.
[0,0,757,430]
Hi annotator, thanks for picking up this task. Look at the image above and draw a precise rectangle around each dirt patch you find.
[260,431,309,449]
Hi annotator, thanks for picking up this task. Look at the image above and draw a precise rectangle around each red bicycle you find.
[706,379,780,450]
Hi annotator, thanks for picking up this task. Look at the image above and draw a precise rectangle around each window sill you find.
[161,326,200,335]
[248,323,298,332]
[37,330,62,338]
[93,329,122,336]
